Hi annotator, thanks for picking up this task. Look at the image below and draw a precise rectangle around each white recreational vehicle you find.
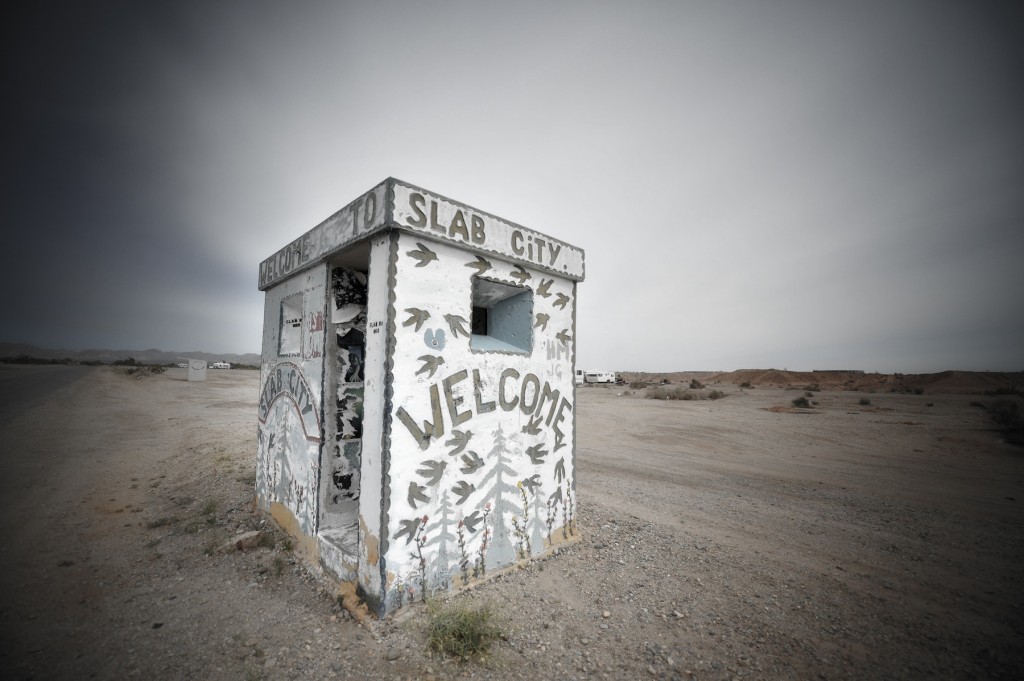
[584,371,616,384]
[210,362,231,369]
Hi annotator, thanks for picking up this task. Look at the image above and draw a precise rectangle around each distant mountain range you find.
[0,342,260,367]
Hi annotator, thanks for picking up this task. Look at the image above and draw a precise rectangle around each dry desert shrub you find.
[985,386,1023,397]
[425,601,501,660]
[646,387,726,401]
[980,399,1024,445]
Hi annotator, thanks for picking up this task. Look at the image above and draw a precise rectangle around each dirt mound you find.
[907,370,1023,395]
[701,369,1024,395]
[616,371,717,386]
[704,369,847,389]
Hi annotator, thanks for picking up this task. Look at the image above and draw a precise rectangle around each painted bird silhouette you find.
[403,307,431,331]
[549,486,563,504]
[407,242,438,267]
[556,329,572,345]
[554,432,567,452]
[394,518,421,544]
[554,292,570,309]
[521,415,543,436]
[509,265,531,284]
[533,313,550,331]
[554,457,566,483]
[465,255,492,275]
[452,480,476,505]
[526,443,548,464]
[536,279,553,298]
[445,429,472,456]
[408,481,431,508]
[460,450,484,474]
[444,314,470,338]
[416,354,445,378]
[520,474,541,494]
[462,510,483,533]
[416,459,447,486]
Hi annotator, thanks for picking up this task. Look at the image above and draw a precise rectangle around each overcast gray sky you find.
[2,0,1022,372]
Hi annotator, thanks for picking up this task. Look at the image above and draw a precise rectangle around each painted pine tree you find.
[267,417,291,498]
[478,425,520,569]
[424,491,457,592]
[529,489,545,554]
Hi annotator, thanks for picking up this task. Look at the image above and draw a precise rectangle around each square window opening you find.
[471,306,488,336]
[470,277,532,353]
[279,294,303,356]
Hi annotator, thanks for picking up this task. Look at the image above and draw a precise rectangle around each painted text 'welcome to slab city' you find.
[259,180,584,290]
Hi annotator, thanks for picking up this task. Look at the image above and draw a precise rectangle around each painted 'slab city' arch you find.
[256,178,584,616]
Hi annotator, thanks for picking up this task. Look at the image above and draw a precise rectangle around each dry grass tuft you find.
[425,601,502,660]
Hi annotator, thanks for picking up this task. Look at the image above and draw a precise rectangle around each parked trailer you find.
[210,362,231,369]
[584,371,616,384]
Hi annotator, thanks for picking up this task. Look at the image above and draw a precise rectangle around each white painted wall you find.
[187,359,207,382]
[379,232,578,610]
[256,265,327,536]
[353,233,394,606]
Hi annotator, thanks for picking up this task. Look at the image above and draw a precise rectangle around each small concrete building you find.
[255,178,584,615]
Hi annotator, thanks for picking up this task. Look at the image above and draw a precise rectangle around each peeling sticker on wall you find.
[322,267,367,551]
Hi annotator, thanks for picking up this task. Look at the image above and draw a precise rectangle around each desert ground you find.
[1,365,1022,680]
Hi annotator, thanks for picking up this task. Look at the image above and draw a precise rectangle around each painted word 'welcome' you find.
[396,368,572,449]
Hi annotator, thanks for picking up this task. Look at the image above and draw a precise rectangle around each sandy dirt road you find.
[0,365,1021,680]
